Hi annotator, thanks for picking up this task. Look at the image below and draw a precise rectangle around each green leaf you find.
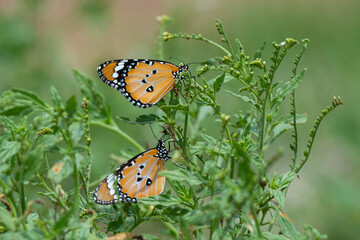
[207,73,235,85]
[11,88,48,108]
[142,233,161,240]
[0,207,15,231]
[254,39,267,59]
[304,224,327,240]
[48,156,73,183]
[160,169,204,185]
[211,227,232,240]
[269,188,285,208]
[213,73,225,93]
[50,86,64,109]
[69,122,84,144]
[0,141,20,164]
[276,171,296,188]
[0,115,18,131]
[201,133,217,147]
[262,232,290,240]
[159,206,189,223]
[23,145,44,180]
[66,95,77,114]
[75,152,90,169]
[272,113,307,139]
[52,207,74,234]
[0,105,32,116]
[139,194,181,206]
[160,104,188,112]
[225,90,260,110]
[235,38,244,57]
[277,215,304,240]
[118,114,160,125]
[276,68,306,99]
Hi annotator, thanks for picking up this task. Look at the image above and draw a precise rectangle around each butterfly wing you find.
[118,149,166,201]
[93,141,168,204]
[97,59,180,108]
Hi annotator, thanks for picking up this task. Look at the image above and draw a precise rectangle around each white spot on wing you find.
[112,72,119,78]
[115,64,124,72]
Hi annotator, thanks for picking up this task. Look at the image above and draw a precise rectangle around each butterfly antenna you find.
[148,124,159,141]
[169,56,183,64]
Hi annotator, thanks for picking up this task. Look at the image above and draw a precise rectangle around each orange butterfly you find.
[97,59,188,108]
[93,140,169,204]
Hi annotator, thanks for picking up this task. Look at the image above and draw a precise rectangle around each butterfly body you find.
[97,59,188,108]
[93,140,170,204]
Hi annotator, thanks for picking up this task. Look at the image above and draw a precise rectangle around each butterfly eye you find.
[97,59,188,108]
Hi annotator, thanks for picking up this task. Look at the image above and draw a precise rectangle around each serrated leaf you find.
[276,171,296,187]
[160,169,204,185]
[160,104,188,112]
[304,224,327,240]
[269,188,285,208]
[213,73,225,93]
[276,68,306,99]
[118,114,160,125]
[139,194,180,206]
[0,141,20,164]
[277,215,304,240]
[201,133,217,146]
[225,90,260,110]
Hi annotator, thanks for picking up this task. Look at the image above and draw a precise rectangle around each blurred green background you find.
[1,0,359,239]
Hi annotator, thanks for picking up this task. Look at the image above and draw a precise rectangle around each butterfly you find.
[93,140,170,204]
[97,59,188,108]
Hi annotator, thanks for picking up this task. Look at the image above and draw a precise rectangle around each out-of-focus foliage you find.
[0,1,358,239]
[0,13,343,238]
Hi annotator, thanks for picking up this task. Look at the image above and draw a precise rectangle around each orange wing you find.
[97,59,186,108]
[93,140,169,205]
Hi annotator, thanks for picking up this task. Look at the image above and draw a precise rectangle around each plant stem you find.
[202,38,232,56]
[250,204,262,238]
[90,119,144,152]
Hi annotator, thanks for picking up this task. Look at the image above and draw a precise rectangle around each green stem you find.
[203,38,232,56]
[258,91,269,158]
[250,204,262,238]
[90,119,144,152]
[72,155,79,219]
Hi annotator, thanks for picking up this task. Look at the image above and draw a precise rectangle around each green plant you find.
[0,16,341,239]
